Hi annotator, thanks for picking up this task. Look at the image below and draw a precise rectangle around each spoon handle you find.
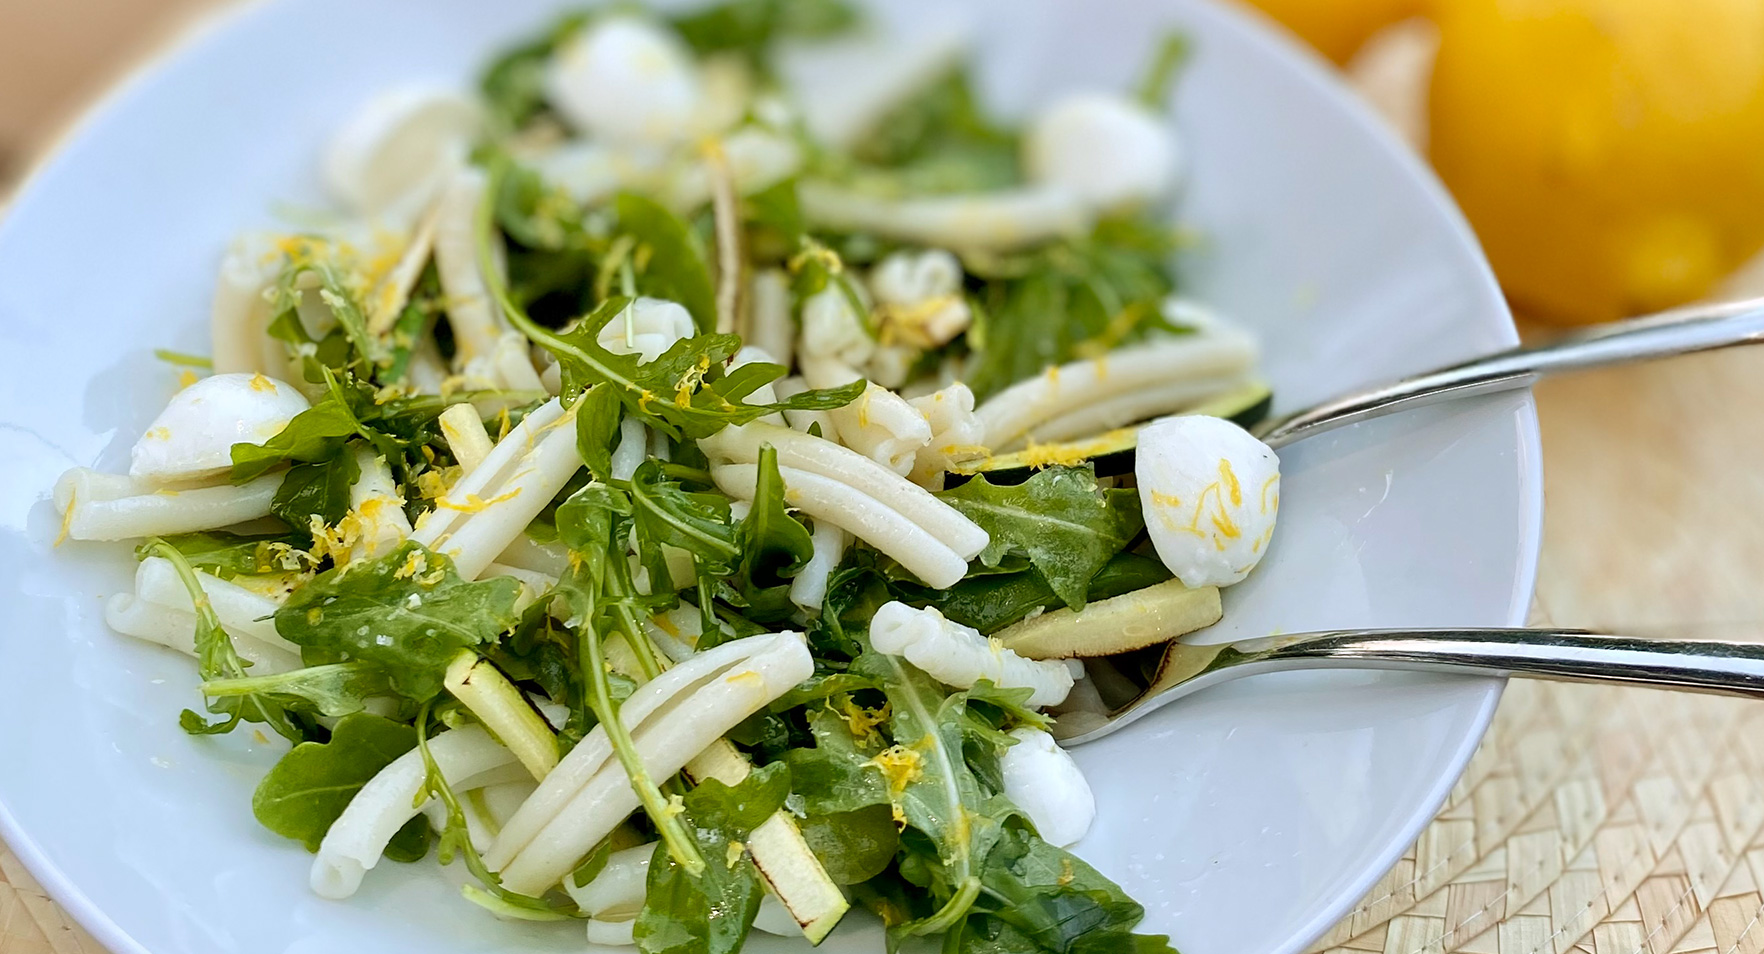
[1234,627,1764,696]
[1252,297,1764,448]
[1062,627,1764,746]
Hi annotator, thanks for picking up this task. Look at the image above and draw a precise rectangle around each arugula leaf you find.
[271,450,361,537]
[146,541,306,742]
[276,542,523,702]
[809,549,896,659]
[138,531,306,578]
[615,192,717,332]
[939,466,1143,611]
[785,706,891,816]
[552,483,706,874]
[629,459,740,574]
[634,764,791,954]
[851,652,1001,939]
[266,259,388,370]
[478,11,589,132]
[742,179,805,261]
[383,264,442,386]
[962,825,1177,954]
[899,552,1171,635]
[728,444,814,622]
[230,385,365,481]
[202,661,394,718]
[965,217,1182,400]
[668,0,858,73]
[495,159,604,325]
[477,166,862,440]
[800,805,900,885]
[252,712,420,852]
[845,68,1021,196]
[574,383,623,482]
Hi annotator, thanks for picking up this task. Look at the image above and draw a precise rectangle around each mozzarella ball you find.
[798,285,874,367]
[999,726,1096,847]
[595,297,696,363]
[1137,414,1280,588]
[323,87,481,218]
[560,843,652,920]
[869,249,971,349]
[871,248,962,305]
[546,18,703,146]
[130,373,311,483]
[1024,92,1181,209]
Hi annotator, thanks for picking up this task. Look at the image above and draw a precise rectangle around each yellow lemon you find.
[1236,0,1426,64]
[1428,0,1764,323]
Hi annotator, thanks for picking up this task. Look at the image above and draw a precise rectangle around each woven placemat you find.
[0,850,100,954]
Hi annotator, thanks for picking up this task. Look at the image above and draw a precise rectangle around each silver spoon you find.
[1059,628,1764,745]
[1062,297,1764,745]
[1252,294,1764,448]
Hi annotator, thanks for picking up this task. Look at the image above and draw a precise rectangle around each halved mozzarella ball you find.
[129,373,310,483]
[323,86,482,219]
[595,297,695,363]
[999,726,1096,847]
[546,18,703,146]
[1136,415,1279,588]
[1024,93,1181,209]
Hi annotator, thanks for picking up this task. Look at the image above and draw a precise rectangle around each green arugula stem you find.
[579,611,706,875]
[602,557,666,682]
[413,702,575,919]
[474,161,646,406]
[910,876,982,937]
[148,540,302,742]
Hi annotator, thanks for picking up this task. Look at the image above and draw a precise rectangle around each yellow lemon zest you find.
[55,488,75,547]
[1018,440,1092,469]
[436,488,522,514]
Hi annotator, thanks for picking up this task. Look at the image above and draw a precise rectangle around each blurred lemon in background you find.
[1429,0,1764,323]
[1238,0,1425,64]
[1245,0,1764,324]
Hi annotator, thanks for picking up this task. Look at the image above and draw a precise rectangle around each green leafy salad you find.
[52,2,1290,951]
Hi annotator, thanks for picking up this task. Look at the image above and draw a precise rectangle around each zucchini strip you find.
[994,579,1223,659]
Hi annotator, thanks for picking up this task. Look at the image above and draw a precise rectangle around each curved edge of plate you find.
[0,4,280,951]
[1179,2,1546,951]
[1271,397,1544,954]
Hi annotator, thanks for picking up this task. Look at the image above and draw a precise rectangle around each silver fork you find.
[1062,296,1764,745]
[1058,628,1764,744]
[1250,294,1764,448]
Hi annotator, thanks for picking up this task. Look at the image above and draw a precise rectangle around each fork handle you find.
[1254,297,1764,448]
[1245,628,1764,697]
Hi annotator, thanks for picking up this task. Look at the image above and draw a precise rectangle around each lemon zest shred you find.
[394,548,429,580]
[435,488,522,514]
[55,488,75,547]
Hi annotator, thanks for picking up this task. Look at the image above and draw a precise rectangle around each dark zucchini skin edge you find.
[946,383,1274,488]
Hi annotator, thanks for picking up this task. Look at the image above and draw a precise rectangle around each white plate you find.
[0,1,1541,952]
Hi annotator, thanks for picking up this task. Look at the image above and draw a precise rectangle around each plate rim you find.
[0,1,1545,952]
[1191,5,1541,953]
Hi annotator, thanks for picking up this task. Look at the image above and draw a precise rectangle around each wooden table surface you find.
[4,5,1764,954]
